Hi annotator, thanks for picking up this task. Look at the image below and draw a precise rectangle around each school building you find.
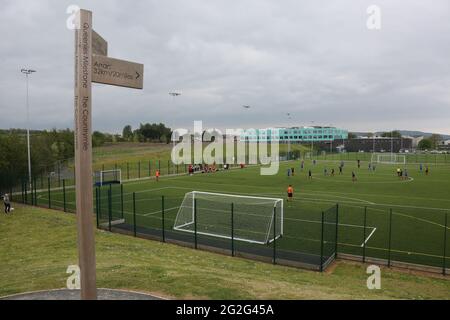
[239,126,348,143]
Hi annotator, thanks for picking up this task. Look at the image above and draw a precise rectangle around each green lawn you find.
[0,204,449,299]
[35,158,450,271]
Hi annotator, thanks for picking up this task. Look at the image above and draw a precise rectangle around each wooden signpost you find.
[74,9,143,300]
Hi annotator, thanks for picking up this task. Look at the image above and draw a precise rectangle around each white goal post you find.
[94,169,122,186]
[173,191,284,245]
[370,153,406,165]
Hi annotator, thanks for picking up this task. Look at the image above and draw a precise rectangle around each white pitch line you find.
[360,227,377,247]
[142,206,180,217]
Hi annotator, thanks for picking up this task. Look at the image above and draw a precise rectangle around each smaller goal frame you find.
[173,191,284,245]
[94,169,122,187]
[371,153,406,165]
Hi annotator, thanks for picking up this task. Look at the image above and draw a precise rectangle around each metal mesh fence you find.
[5,153,449,275]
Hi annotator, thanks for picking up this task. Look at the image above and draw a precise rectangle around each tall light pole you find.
[311,121,314,154]
[372,132,375,153]
[391,130,394,159]
[286,113,292,160]
[21,68,36,187]
[328,124,334,154]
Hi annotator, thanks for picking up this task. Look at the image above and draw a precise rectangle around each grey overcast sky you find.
[1,0,449,134]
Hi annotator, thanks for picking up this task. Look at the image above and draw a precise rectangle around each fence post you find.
[120,184,124,219]
[162,195,165,242]
[363,207,367,263]
[273,206,277,265]
[95,188,99,228]
[108,188,112,232]
[388,208,393,267]
[231,203,234,257]
[335,203,339,258]
[138,161,141,179]
[133,192,137,237]
[34,177,37,206]
[30,179,34,206]
[58,163,61,187]
[24,179,28,204]
[320,211,325,272]
[194,198,198,249]
[63,179,66,212]
[443,212,448,276]
[47,177,51,208]
[21,180,24,203]
[149,160,151,177]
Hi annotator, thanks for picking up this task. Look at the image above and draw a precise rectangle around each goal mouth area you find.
[173,221,282,245]
[173,191,284,245]
[94,169,122,187]
[94,180,121,187]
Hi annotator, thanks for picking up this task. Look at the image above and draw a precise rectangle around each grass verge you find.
[0,204,448,299]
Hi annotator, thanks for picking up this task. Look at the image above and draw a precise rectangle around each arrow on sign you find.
[92,54,144,89]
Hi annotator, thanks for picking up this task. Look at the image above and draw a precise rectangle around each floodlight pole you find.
[286,113,291,160]
[372,132,375,153]
[310,121,315,158]
[21,69,36,188]
[391,131,394,157]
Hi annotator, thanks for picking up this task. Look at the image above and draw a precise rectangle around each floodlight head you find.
[21,68,37,74]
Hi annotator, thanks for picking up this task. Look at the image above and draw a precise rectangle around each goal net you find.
[371,153,406,165]
[173,191,283,245]
[94,169,122,186]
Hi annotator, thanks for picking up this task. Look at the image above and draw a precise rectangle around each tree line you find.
[0,129,74,191]
[0,122,172,192]
[122,123,172,143]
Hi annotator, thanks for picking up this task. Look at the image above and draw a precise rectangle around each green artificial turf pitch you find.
[34,158,450,270]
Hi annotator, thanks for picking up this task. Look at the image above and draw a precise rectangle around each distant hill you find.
[351,130,450,140]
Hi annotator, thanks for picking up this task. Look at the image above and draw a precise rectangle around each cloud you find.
[1,0,449,134]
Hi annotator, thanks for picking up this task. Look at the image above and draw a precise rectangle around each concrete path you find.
[1,288,163,300]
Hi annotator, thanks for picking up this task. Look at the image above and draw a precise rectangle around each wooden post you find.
[74,9,97,300]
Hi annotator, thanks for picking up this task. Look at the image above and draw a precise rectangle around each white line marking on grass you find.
[162,181,376,205]
[313,176,414,184]
[360,227,377,247]
[142,206,179,216]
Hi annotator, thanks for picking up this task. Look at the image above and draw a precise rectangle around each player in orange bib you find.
[287,185,294,202]
[155,169,160,182]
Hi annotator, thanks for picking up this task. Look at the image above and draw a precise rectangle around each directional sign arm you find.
[92,54,144,89]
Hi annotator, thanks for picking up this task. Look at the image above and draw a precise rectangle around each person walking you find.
[3,193,11,214]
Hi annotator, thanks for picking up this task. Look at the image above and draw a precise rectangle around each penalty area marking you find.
[312,176,414,184]
[360,227,377,247]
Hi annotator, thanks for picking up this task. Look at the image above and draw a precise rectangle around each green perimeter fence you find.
[3,153,449,274]
[3,151,450,194]
[94,184,338,272]
[8,178,449,274]
[95,188,448,274]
